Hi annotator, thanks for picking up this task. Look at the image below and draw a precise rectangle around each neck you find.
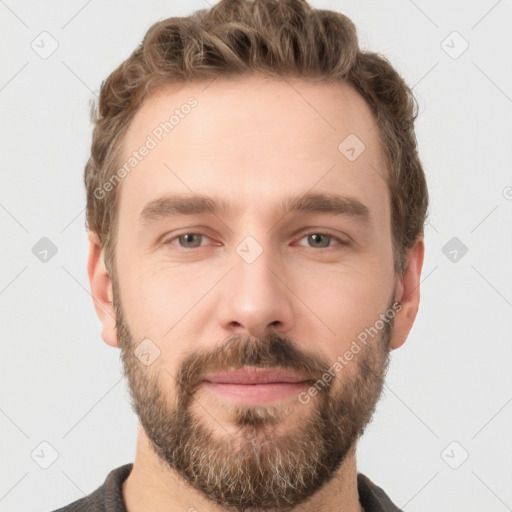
[123,425,363,512]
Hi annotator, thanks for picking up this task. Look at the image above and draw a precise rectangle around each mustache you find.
[175,332,333,396]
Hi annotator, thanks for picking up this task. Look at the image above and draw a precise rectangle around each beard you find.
[113,281,393,512]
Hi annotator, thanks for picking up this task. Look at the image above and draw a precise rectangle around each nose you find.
[217,246,295,339]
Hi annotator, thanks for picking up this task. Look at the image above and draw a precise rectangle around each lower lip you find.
[203,382,310,405]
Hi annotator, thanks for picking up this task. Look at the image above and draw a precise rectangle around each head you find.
[86,0,427,510]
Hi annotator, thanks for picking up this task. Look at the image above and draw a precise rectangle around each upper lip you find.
[202,368,311,385]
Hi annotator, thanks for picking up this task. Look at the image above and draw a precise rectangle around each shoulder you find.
[357,473,403,512]
[50,464,133,512]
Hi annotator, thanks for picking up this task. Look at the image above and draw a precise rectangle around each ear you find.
[87,231,118,348]
[389,237,425,350]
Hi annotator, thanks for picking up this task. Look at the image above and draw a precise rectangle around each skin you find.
[88,75,424,512]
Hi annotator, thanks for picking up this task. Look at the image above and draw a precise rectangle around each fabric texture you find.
[51,463,403,512]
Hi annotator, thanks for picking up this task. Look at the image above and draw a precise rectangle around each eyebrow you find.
[139,192,370,225]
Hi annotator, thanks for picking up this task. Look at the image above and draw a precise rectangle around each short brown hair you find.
[85,0,428,276]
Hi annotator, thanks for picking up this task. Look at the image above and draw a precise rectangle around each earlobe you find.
[389,238,425,350]
[87,231,118,348]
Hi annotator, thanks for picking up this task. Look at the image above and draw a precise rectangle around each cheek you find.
[290,259,392,356]
[116,257,218,377]
[117,249,206,326]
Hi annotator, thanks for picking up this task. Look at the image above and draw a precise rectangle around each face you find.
[91,75,421,510]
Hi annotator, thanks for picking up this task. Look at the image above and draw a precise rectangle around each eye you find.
[165,233,210,249]
[296,232,346,249]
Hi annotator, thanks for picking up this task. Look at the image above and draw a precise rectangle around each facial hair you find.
[113,282,393,512]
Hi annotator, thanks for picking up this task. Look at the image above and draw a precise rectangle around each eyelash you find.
[163,231,348,250]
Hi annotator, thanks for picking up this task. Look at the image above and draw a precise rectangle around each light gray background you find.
[1,1,511,511]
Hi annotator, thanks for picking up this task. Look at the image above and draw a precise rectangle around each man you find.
[54,0,427,510]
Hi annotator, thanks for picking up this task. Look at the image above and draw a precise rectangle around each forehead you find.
[117,75,389,225]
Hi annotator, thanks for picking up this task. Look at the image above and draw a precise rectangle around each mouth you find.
[201,367,313,405]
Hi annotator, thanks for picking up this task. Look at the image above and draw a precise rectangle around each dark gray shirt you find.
[51,464,403,512]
